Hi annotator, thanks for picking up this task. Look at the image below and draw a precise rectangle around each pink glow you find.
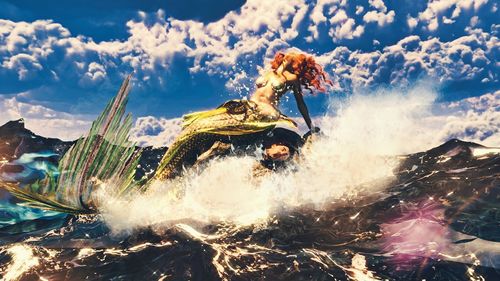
[381,201,450,269]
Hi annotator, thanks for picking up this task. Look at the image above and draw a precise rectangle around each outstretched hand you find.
[303,126,322,140]
[310,126,321,134]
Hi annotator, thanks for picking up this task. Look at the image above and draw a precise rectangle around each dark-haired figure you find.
[154,52,332,180]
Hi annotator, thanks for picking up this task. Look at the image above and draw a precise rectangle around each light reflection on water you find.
[0,141,498,280]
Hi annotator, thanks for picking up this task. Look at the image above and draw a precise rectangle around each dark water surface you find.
[0,139,499,280]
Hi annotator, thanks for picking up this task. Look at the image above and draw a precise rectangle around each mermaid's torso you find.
[255,74,287,93]
[251,71,291,119]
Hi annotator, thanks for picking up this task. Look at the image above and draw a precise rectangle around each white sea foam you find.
[98,85,442,234]
[1,244,39,281]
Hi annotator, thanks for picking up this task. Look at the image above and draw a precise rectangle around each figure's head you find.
[270,52,332,94]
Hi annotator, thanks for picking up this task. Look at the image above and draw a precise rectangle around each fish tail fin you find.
[3,75,143,214]
[56,74,143,209]
[0,181,92,214]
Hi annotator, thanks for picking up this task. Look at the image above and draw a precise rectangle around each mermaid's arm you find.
[292,85,313,130]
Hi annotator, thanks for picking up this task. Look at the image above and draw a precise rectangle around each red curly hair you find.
[270,52,332,94]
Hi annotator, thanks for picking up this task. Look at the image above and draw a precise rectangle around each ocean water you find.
[0,89,499,280]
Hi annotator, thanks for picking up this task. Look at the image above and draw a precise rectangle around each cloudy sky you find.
[0,0,498,146]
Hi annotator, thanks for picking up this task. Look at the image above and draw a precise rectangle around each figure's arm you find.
[292,85,313,131]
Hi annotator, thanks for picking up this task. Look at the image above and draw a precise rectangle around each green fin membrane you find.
[1,75,142,213]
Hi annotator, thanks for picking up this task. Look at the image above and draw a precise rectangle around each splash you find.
[0,244,39,281]
[98,85,441,233]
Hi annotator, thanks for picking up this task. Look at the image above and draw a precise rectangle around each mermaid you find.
[154,51,332,180]
[0,51,332,214]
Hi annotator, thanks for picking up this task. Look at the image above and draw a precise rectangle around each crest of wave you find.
[98,85,439,234]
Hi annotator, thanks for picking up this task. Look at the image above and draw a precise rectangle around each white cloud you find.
[355,5,365,15]
[469,16,479,27]
[0,0,317,91]
[330,9,348,24]
[78,62,107,88]
[0,93,185,145]
[0,97,184,146]
[437,91,499,146]
[407,16,419,29]
[417,0,491,31]
[307,0,366,42]
[362,0,395,27]
[329,18,365,41]
[130,116,182,147]
[281,3,309,41]
[2,53,43,80]
[0,0,497,99]
[363,10,395,27]
[0,96,91,140]
[368,0,388,12]
[309,0,339,25]
[0,0,497,145]
[317,28,497,90]
[327,9,365,41]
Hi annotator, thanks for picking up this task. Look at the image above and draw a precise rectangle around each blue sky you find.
[0,0,498,142]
